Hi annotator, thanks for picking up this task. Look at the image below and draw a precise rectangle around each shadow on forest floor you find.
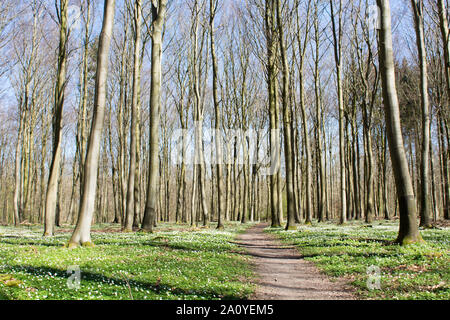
[8,265,243,300]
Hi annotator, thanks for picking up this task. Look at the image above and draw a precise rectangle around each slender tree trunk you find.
[275,0,296,230]
[13,111,24,226]
[266,0,281,227]
[141,0,167,232]
[124,0,142,232]
[330,0,346,224]
[383,131,390,219]
[68,0,116,247]
[377,0,422,244]
[210,0,224,229]
[44,0,68,236]
[410,0,432,227]
[439,113,450,219]
[437,0,450,220]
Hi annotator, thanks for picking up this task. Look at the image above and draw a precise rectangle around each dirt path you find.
[236,223,356,300]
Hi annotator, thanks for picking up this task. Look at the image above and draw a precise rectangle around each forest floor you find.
[0,222,256,300]
[266,219,449,300]
[235,223,355,300]
[0,220,448,300]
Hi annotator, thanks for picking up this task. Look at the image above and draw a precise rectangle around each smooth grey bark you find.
[266,0,281,227]
[410,0,432,227]
[276,0,296,230]
[77,0,92,198]
[141,0,167,232]
[68,0,116,247]
[376,0,422,244]
[311,2,322,223]
[383,131,390,219]
[117,15,129,226]
[439,112,450,219]
[44,0,68,236]
[124,0,142,232]
[210,0,224,229]
[330,0,346,224]
[437,0,450,220]
[13,110,24,226]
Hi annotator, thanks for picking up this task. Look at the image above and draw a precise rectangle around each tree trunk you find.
[437,0,450,220]
[124,0,142,232]
[210,0,224,229]
[410,0,432,227]
[275,0,296,230]
[265,0,281,227]
[376,0,422,244]
[68,0,116,247]
[44,0,68,236]
[330,0,346,224]
[141,0,167,232]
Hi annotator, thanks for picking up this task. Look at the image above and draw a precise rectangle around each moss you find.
[1,274,22,287]
[67,242,80,249]
[5,279,22,287]
[400,233,425,246]
[285,226,298,231]
[81,241,95,248]
[0,274,13,281]
[139,228,153,234]
[64,241,95,249]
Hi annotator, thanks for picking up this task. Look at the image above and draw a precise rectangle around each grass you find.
[0,222,256,300]
[266,219,450,300]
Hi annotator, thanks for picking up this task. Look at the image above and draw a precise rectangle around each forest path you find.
[235,223,356,300]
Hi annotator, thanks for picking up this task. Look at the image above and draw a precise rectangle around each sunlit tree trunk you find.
[311,2,322,223]
[437,0,450,220]
[210,0,224,229]
[410,0,432,227]
[124,0,142,232]
[275,0,295,230]
[330,0,346,224]
[377,0,422,244]
[265,0,281,227]
[141,0,168,232]
[69,0,116,247]
[44,0,68,236]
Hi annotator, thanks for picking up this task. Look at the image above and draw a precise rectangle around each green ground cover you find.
[267,219,449,300]
[0,222,255,300]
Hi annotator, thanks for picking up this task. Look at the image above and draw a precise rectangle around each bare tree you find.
[141,0,168,232]
[44,0,68,236]
[276,0,296,230]
[410,0,432,228]
[69,0,116,247]
[330,0,347,224]
[210,0,224,229]
[376,0,422,244]
[124,0,142,232]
